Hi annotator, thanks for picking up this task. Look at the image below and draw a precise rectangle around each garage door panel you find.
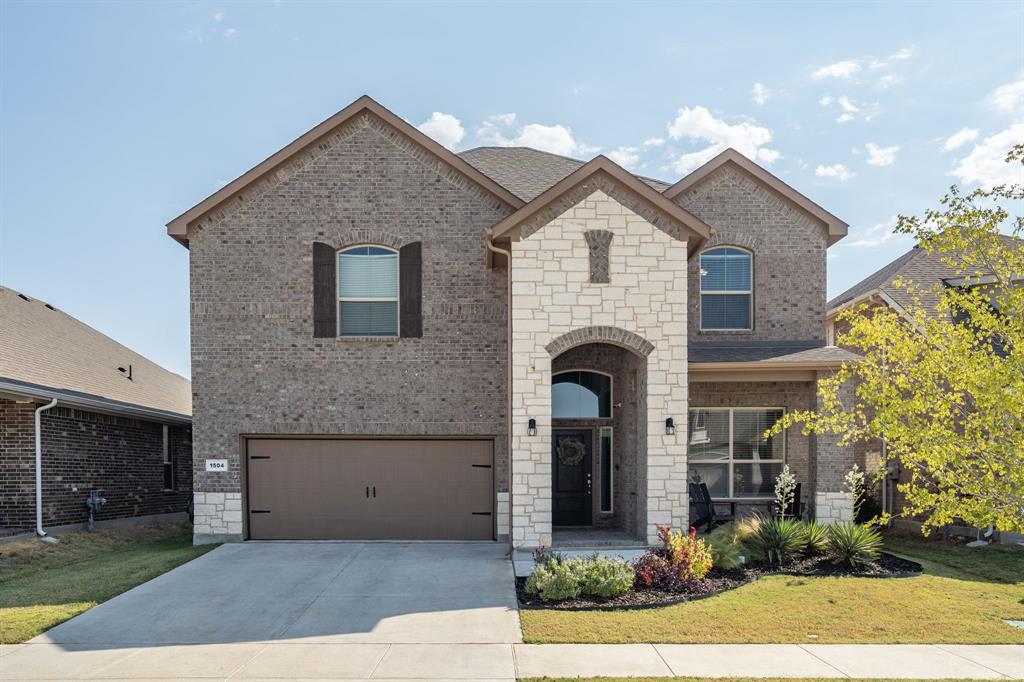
[246,438,493,541]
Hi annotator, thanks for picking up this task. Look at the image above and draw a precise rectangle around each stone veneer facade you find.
[510,186,689,548]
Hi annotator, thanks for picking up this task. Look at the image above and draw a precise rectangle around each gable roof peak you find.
[664,147,849,246]
[165,95,524,247]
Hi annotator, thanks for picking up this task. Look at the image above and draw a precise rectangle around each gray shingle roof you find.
[689,342,860,364]
[459,147,670,202]
[0,287,191,419]
[828,235,1023,314]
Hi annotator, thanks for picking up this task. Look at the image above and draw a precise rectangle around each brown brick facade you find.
[186,111,515,539]
[0,399,192,531]
[674,164,829,343]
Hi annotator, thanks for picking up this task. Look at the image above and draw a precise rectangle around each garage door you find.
[246,439,494,540]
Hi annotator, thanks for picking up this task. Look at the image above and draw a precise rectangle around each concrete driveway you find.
[34,541,522,647]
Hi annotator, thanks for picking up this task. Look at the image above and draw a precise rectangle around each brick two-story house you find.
[168,96,858,547]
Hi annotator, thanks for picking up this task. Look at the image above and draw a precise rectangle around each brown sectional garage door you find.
[246,439,494,540]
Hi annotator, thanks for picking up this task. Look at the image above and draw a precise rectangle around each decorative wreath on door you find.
[556,438,586,466]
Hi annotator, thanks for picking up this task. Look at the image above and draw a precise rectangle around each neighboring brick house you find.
[167,96,859,547]
[0,287,192,536]
[826,237,1022,527]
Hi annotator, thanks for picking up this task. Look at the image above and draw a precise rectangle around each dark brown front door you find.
[552,429,592,526]
[246,438,494,540]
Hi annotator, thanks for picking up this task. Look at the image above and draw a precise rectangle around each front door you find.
[552,429,593,526]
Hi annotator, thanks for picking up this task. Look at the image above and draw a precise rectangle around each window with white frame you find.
[700,246,752,331]
[337,245,399,337]
[688,408,784,498]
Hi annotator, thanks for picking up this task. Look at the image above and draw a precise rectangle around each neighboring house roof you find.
[663,149,849,245]
[488,156,712,253]
[0,287,191,423]
[165,96,525,246]
[827,235,1023,318]
[689,341,860,366]
[460,146,671,202]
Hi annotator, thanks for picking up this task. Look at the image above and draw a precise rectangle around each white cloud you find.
[950,122,1024,188]
[889,47,912,61]
[845,215,906,249]
[643,137,665,147]
[476,113,597,157]
[665,106,779,174]
[838,97,859,113]
[212,11,224,21]
[223,27,238,38]
[819,96,834,106]
[865,143,899,166]
[991,80,1024,115]
[608,146,641,169]
[812,60,861,80]
[942,127,979,152]
[836,113,855,124]
[815,164,854,181]
[878,74,901,88]
[417,112,465,150]
[752,82,771,105]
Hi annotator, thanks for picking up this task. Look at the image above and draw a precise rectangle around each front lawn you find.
[0,523,216,644]
[521,679,997,682]
[519,533,1024,644]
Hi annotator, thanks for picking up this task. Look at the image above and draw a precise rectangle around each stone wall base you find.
[193,491,242,541]
[815,491,853,525]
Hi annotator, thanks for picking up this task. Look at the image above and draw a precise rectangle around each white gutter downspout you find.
[35,398,59,543]
[485,231,515,557]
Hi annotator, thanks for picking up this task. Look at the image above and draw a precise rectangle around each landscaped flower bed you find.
[517,520,923,611]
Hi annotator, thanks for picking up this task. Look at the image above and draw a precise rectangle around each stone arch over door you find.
[546,326,655,359]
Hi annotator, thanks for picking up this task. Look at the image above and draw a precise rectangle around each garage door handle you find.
[250,456,271,460]
[250,510,271,514]
[372,486,376,498]
[365,486,369,498]
[471,464,491,468]
[472,512,492,516]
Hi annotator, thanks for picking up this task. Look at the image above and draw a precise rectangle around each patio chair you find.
[689,482,735,532]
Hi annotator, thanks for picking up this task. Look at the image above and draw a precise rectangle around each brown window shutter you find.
[312,242,336,338]
[399,241,422,338]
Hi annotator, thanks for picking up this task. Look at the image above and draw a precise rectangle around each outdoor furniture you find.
[772,482,803,519]
[689,482,735,532]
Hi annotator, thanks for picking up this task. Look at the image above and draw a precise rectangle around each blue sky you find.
[2,1,1022,379]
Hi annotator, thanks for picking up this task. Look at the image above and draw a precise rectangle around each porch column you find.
[812,370,855,524]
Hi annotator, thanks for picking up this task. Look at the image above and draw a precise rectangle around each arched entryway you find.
[550,341,648,546]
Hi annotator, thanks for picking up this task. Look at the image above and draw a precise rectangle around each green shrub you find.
[706,535,744,569]
[801,521,831,556]
[748,517,805,565]
[828,522,883,567]
[579,555,634,598]
[524,556,583,601]
[659,525,714,581]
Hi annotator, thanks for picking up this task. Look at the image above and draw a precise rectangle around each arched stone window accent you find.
[583,229,613,283]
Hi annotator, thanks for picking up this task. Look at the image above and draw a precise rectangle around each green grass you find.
[519,532,1024,644]
[0,523,216,644]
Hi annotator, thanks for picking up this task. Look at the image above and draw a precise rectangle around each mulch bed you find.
[515,552,922,611]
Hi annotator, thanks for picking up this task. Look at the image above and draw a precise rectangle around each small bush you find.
[801,521,831,556]
[748,517,805,565]
[707,535,744,569]
[633,552,674,589]
[579,555,634,598]
[828,522,883,567]
[524,556,583,601]
[634,525,714,591]
[526,554,634,601]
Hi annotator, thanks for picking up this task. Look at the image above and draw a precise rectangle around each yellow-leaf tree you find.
[775,147,1024,534]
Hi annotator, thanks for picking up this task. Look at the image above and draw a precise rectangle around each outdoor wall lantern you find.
[665,417,676,435]
[527,418,537,437]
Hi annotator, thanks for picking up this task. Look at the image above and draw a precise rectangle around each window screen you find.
[338,246,399,336]
[700,247,752,330]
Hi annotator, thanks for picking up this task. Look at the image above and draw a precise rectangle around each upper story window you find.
[700,246,752,331]
[338,245,399,337]
[552,370,612,419]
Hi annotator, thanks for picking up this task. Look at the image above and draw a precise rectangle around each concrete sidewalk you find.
[2,642,1021,680]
